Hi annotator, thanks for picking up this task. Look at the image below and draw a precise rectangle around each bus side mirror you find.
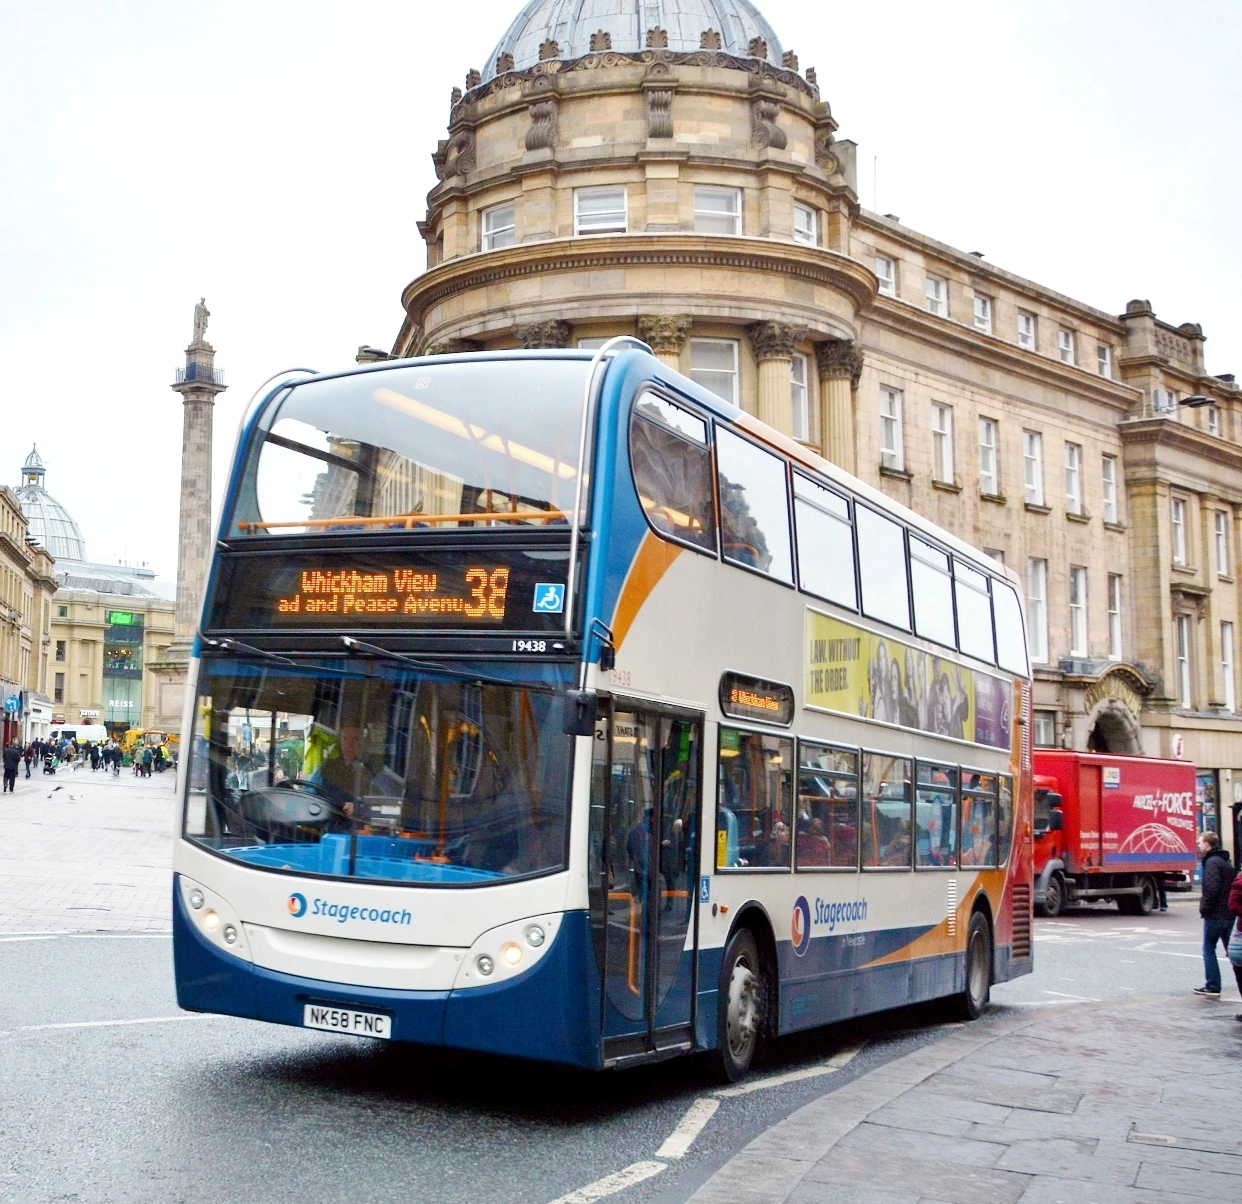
[563,690,599,736]
[1048,809,1064,832]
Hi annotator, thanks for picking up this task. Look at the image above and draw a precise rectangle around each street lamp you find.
[1178,394,1215,408]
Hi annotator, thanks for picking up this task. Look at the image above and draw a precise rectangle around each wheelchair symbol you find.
[532,583,565,613]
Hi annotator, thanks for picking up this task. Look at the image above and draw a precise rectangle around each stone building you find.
[0,470,56,743]
[388,0,1241,852]
[16,448,176,734]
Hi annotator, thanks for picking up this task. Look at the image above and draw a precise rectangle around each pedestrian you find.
[23,742,33,779]
[142,745,153,778]
[1229,871,1242,1022]
[1157,874,1168,913]
[2,741,20,792]
[1194,832,1238,997]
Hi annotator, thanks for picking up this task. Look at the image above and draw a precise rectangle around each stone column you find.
[515,320,573,348]
[816,339,863,474]
[637,315,692,370]
[747,321,800,435]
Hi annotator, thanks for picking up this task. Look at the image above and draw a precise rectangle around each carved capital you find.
[495,52,515,75]
[782,50,799,71]
[426,337,482,356]
[750,97,787,150]
[700,29,722,50]
[748,37,768,59]
[440,126,475,178]
[515,320,573,349]
[747,321,801,363]
[590,30,611,52]
[646,88,673,138]
[538,38,560,61]
[525,95,560,151]
[646,27,669,49]
[816,339,864,386]
[465,68,481,89]
[638,315,693,356]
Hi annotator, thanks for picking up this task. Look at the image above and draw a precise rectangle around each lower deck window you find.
[716,728,793,869]
[861,753,912,868]
[915,763,958,867]
[796,743,858,869]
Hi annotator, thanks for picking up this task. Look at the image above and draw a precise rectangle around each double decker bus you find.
[173,342,1033,1079]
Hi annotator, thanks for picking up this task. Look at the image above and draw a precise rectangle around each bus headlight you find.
[203,909,221,930]
[524,925,545,948]
[189,889,204,910]
[501,942,523,967]
[476,954,495,976]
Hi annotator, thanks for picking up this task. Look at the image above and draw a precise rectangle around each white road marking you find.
[714,1042,866,1099]
[546,1161,666,1204]
[0,932,170,942]
[655,1098,719,1159]
[4,1014,227,1037]
[1041,990,1100,1002]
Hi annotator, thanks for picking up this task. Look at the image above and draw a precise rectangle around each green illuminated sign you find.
[108,611,139,626]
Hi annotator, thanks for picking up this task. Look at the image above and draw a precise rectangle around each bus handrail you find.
[237,509,565,533]
[565,336,652,643]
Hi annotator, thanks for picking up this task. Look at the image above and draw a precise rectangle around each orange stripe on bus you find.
[612,531,682,652]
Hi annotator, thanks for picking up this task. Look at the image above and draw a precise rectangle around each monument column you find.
[816,339,863,474]
[747,321,800,435]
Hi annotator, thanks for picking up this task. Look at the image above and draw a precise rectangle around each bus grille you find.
[1011,883,1032,959]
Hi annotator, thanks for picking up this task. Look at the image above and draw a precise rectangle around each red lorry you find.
[1033,750,1198,917]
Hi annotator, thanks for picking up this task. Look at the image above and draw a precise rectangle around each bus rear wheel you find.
[953,912,992,1021]
[712,927,764,1083]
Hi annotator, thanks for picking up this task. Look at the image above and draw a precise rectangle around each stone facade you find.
[390,3,1242,853]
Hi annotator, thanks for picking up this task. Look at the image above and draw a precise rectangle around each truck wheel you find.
[1119,877,1157,916]
[712,927,765,1083]
[953,912,992,1021]
[1041,873,1065,919]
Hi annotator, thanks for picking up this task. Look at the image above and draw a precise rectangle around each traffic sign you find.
[3,695,20,715]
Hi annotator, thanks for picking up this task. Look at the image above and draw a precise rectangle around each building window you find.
[1058,328,1076,365]
[57,604,68,617]
[973,294,993,335]
[689,338,738,405]
[1033,710,1058,747]
[1208,406,1221,436]
[875,254,896,296]
[1176,615,1193,707]
[574,186,627,235]
[1097,343,1112,377]
[1171,497,1188,565]
[694,186,742,235]
[793,203,817,246]
[1069,565,1088,656]
[1023,431,1044,506]
[925,274,947,317]
[1222,622,1236,712]
[983,548,1005,566]
[577,337,609,349]
[1102,454,1118,524]
[1107,574,1122,660]
[1017,310,1036,351]
[1064,442,1083,515]
[790,353,809,441]
[880,387,904,471]
[978,418,999,495]
[1216,511,1230,576]
[55,640,66,662]
[481,201,516,251]
[930,403,954,483]
[54,672,64,704]
[1027,558,1048,663]
[1154,387,1181,415]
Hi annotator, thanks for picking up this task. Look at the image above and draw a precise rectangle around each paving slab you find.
[688,995,1242,1204]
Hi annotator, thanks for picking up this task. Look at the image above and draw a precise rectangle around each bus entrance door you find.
[596,703,701,1061]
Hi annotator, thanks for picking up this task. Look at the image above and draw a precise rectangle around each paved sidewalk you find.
[690,994,1242,1203]
[0,764,175,934]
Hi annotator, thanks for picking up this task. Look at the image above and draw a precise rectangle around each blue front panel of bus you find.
[172,879,602,1068]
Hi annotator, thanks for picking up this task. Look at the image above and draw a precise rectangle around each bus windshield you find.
[232,358,589,536]
[183,658,573,886]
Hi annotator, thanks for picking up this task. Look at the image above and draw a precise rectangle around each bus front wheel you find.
[713,927,764,1083]
[954,912,992,1022]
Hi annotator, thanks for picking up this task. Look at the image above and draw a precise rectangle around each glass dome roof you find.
[482,0,784,82]
[16,445,88,563]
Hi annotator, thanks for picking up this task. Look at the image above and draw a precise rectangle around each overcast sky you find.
[2,0,1238,581]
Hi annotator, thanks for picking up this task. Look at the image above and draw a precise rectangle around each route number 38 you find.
[464,567,510,619]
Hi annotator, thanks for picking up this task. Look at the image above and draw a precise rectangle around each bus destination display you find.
[208,549,570,633]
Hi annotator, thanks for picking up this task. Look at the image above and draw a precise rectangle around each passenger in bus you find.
[885,819,912,866]
[798,818,830,867]
[960,823,993,867]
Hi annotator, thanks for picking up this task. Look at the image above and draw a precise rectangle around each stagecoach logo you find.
[288,893,307,918]
[791,896,812,957]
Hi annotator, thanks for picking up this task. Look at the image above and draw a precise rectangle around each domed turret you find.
[15,445,88,562]
[483,0,784,81]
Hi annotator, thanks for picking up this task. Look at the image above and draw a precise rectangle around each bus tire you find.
[1040,873,1065,919]
[712,927,764,1083]
[953,911,992,1022]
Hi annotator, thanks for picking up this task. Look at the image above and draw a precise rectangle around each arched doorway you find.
[1086,699,1143,754]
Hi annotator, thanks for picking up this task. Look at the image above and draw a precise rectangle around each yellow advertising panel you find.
[805,609,1012,750]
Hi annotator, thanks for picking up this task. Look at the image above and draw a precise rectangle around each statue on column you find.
[192,297,210,344]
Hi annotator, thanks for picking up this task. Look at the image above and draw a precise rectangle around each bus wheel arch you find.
[711,905,778,1082]
[954,904,993,1022]
[969,893,995,981]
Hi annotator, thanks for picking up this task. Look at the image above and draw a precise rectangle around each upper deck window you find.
[234,360,588,536]
[629,392,717,553]
[715,428,793,583]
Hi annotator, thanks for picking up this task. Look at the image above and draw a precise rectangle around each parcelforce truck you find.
[1033,751,1197,917]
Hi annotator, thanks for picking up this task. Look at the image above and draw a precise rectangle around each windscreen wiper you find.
[202,637,297,666]
[340,636,521,689]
